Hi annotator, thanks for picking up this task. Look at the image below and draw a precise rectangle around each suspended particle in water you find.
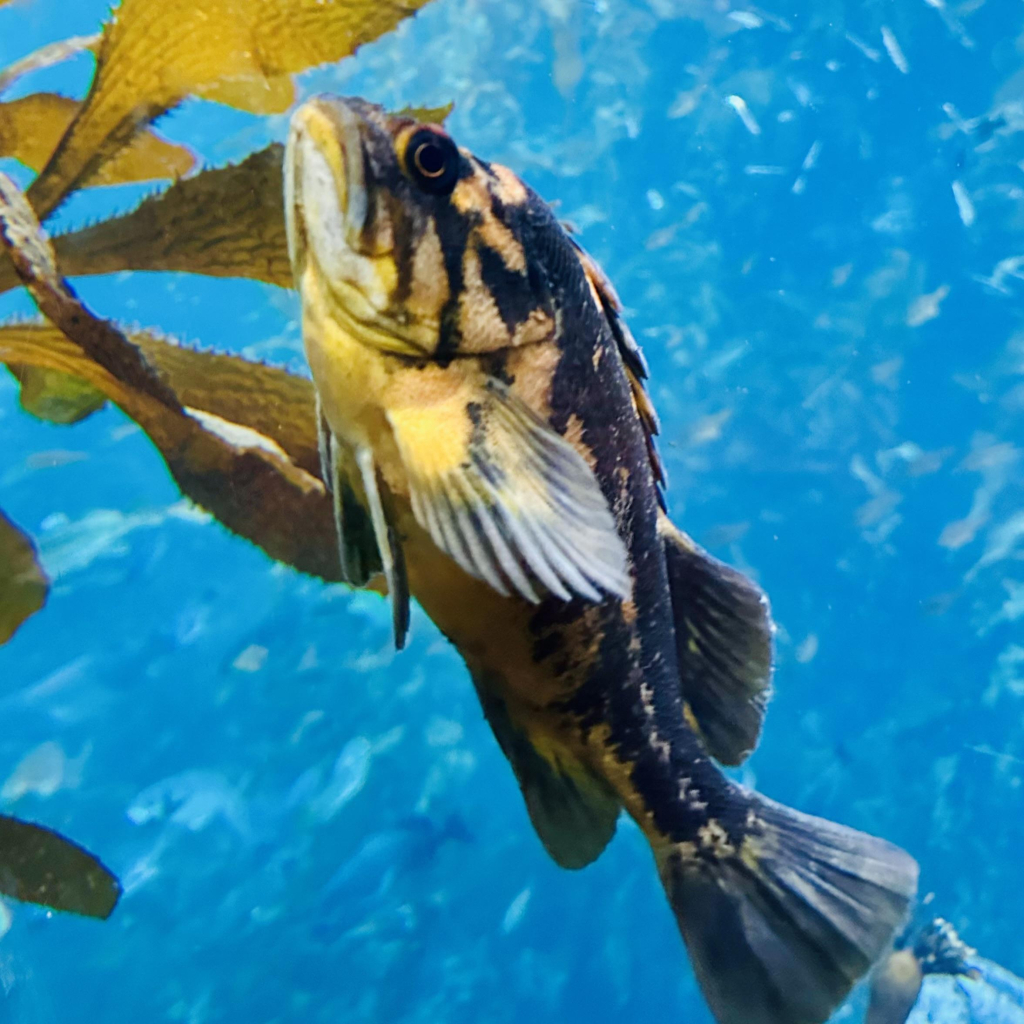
[906,284,950,327]
[727,11,763,29]
[232,644,268,672]
[795,634,819,664]
[501,887,531,934]
[881,27,909,73]
[309,736,373,822]
[726,94,761,135]
[951,180,975,226]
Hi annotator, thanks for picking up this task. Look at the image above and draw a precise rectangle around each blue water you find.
[2,1,1023,1021]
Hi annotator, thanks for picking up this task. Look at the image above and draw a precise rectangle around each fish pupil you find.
[406,129,459,194]
[415,142,445,177]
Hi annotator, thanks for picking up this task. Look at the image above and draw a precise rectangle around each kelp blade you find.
[0,326,343,583]
[0,93,194,184]
[0,169,347,584]
[1,319,321,479]
[27,0,435,218]
[0,814,121,918]
[194,73,296,115]
[17,145,290,296]
[0,508,49,645]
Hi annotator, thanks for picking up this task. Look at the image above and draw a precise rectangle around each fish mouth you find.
[285,95,369,267]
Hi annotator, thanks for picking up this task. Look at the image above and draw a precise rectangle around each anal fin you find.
[474,680,620,869]
[659,513,773,766]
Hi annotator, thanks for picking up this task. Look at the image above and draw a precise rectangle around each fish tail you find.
[657,791,918,1024]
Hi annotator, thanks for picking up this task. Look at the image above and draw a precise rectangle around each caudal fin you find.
[659,793,918,1024]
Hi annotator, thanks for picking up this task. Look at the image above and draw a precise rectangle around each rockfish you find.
[284,95,918,1024]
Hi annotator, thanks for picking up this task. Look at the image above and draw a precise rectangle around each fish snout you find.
[285,96,369,276]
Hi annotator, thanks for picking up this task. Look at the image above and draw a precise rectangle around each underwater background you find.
[2,0,1023,1021]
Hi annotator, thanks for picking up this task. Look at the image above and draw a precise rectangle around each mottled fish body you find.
[286,95,918,1024]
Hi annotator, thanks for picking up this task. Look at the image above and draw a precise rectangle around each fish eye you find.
[406,129,460,195]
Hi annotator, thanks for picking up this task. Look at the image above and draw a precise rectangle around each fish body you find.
[285,95,919,1024]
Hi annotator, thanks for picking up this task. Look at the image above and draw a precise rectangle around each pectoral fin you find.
[355,447,409,649]
[317,394,382,587]
[660,514,773,766]
[388,374,629,604]
[475,681,620,869]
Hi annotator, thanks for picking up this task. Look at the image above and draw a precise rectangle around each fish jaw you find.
[296,261,389,456]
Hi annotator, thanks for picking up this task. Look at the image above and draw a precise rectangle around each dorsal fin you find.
[658,513,774,765]
[572,240,666,502]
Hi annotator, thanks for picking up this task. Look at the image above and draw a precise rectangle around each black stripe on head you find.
[390,191,418,309]
[475,243,541,337]
[432,204,476,366]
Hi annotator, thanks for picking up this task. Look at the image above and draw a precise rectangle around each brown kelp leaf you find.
[0,175,342,582]
[7,363,107,424]
[130,332,320,476]
[0,326,343,580]
[27,0,435,219]
[0,34,100,97]
[0,98,449,298]
[1,321,319,474]
[0,172,183,410]
[0,814,121,918]
[0,320,342,584]
[0,509,48,645]
[0,94,194,184]
[3,144,290,297]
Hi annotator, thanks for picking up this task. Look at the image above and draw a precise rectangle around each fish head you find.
[285,95,556,362]
[286,95,634,610]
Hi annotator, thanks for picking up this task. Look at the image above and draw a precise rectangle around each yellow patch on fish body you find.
[512,307,556,346]
[382,363,476,477]
[490,162,529,207]
[563,415,595,470]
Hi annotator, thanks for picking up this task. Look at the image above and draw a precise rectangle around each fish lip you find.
[285,95,370,267]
